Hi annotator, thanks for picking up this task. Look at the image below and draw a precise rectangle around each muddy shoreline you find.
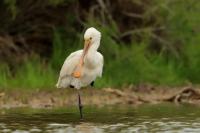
[0,86,200,109]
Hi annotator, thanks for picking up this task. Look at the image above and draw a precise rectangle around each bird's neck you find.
[84,41,100,64]
[88,41,100,54]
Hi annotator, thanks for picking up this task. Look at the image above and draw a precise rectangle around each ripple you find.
[1,105,200,133]
[1,120,200,133]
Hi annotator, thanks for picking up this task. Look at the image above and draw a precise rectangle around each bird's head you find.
[83,27,101,54]
[84,27,101,44]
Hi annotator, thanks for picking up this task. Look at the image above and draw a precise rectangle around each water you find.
[1,103,200,133]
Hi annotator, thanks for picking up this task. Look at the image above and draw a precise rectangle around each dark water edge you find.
[1,103,200,133]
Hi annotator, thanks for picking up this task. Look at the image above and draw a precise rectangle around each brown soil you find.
[0,86,200,109]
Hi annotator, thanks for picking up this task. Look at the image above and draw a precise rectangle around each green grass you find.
[0,59,57,89]
[96,43,186,88]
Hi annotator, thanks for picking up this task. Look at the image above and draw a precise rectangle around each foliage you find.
[0,0,199,89]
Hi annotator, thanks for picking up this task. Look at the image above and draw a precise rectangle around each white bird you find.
[56,27,104,118]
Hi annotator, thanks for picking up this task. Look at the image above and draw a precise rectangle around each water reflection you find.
[1,104,200,133]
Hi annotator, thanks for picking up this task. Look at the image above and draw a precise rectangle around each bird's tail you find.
[55,76,70,89]
[55,78,62,88]
[55,83,60,88]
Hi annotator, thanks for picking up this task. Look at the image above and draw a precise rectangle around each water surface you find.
[1,103,200,133]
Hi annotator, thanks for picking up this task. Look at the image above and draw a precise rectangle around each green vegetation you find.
[0,59,56,89]
[0,0,199,89]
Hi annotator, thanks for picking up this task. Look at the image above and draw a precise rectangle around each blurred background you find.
[0,0,199,89]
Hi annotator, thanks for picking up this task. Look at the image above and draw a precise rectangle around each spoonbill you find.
[56,27,104,119]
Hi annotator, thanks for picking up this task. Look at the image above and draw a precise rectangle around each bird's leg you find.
[77,90,83,119]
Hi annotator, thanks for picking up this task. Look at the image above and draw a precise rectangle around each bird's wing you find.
[96,52,104,77]
[59,50,83,78]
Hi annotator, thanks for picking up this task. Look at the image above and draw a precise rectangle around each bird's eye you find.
[90,37,92,40]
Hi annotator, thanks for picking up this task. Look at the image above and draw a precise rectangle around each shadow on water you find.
[1,103,200,132]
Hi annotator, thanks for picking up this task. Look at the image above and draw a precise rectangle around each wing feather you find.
[97,52,104,77]
[59,50,82,78]
[56,50,82,88]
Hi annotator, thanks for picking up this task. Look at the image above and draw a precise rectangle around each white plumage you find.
[56,27,104,89]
